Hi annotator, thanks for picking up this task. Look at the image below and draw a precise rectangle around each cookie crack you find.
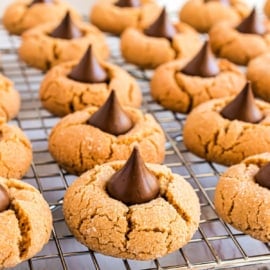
[124,208,132,248]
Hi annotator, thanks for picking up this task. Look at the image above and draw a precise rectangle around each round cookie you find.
[63,159,200,260]
[179,0,250,33]
[2,0,80,35]
[120,10,202,69]
[247,53,270,102]
[0,73,21,123]
[209,9,270,65]
[264,0,270,19]
[39,53,142,117]
[90,0,161,35]
[48,104,166,175]
[150,50,245,113]
[0,123,32,179]
[183,85,270,166]
[214,153,270,242]
[19,14,109,71]
[0,177,52,268]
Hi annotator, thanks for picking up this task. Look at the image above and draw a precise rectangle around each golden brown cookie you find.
[214,153,270,242]
[0,177,52,268]
[49,105,166,175]
[0,123,32,179]
[2,0,80,35]
[150,58,245,113]
[90,0,161,35]
[63,160,200,260]
[209,19,270,66]
[120,22,202,69]
[247,53,270,102]
[183,91,270,166]
[264,0,270,19]
[179,0,250,33]
[39,60,142,117]
[19,17,109,71]
[0,73,20,123]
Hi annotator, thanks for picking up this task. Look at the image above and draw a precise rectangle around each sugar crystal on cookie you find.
[255,162,270,189]
[220,82,263,123]
[115,0,140,7]
[236,8,266,35]
[87,90,133,136]
[0,184,10,212]
[144,7,176,40]
[50,11,82,39]
[107,147,160,205]
[68,45,109,83]
[181,41,220,77]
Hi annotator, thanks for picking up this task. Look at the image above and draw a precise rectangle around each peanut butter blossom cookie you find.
[120,8,202,69]
[0,123,32,179]
[209,8,270,65]
[0,178,52,268]
[39,45,142,117]
[179,0,250,33]
[215,153,270,242]
[183,82,270,166]
[0,73,21,123]
[49,91,165,175]
[19,12,109,71]
[3,0,80,35]
[63,148,200,260]
[90,0,161,35]
[150,41,245,113]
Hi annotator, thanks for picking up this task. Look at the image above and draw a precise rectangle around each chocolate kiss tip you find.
[49,11,82,40]
[87,90,133,136]
[114,0,140,7]
[181,41,219,77]
[236,8,266,35]
[255,162,270,189]
[28,0,53,7]
[220,82,263,123]
[68,45,109,83]
[107,147,160,205]
[143,7,176,40]
[0,185,10,212]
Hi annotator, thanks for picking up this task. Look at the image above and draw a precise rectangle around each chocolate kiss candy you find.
[68,45,109,83]
[107,147,160,205]
[115,0,140,7]
[255,162,270,189]
[181,41,220,77]
[220,82,263,123]
[236,8,266,35]
[87,90,133,136]
[0,185,10,212]
[28,0,53,7]
[50,12,82,39]
[144,7,176,40]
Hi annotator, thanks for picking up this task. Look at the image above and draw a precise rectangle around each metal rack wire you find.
[1,24,270,270]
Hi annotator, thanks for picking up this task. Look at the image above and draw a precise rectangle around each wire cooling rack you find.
[1,23,270,270]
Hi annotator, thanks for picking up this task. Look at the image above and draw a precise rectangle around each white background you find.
[0,0,265,18]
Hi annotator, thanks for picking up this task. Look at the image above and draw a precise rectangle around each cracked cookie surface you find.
[183,96,270,166]
[150,58,245,113]
[0,123,32,179]
[209,21,270,65]
[120,22,202,69]
[48,106,166,175]
[0,177,52,268]
[63,161,200,260]
[214,153,270,242]
[39,60,142,116]
[0,74,20,123]
[19,19,109,71]
[90,0,161,35]
[179,0,250,33]
[2,0,79,35]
